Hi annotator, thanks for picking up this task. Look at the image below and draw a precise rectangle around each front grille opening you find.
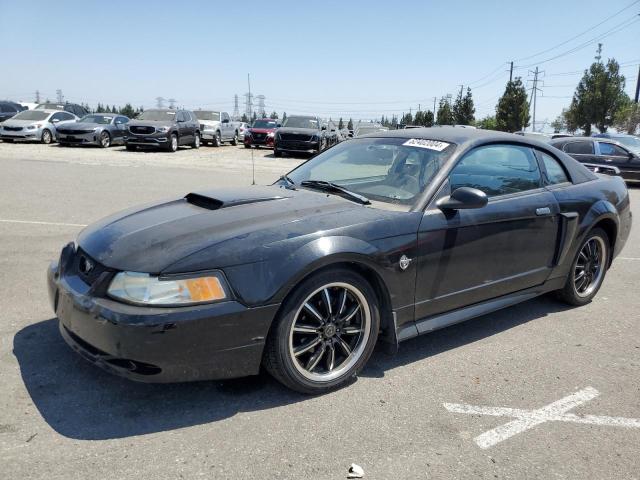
[105,358,161,375]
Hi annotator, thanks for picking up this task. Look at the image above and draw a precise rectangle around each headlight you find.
[156,126,169,133]
[107,271,228,306]
[26,125,36,130]
[267,131,275,137]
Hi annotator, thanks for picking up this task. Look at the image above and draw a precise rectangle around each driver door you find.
[414,144,561,321]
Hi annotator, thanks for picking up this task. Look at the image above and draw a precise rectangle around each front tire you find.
[41,129,52,144]
[192,132,200,149]
[213,131,222,147]
[556,227,609,306]
[99,131,111,148]
[231,131,238,146]
[274,148,282,157]
[125,144,136,151]
[167,133,178,152]
[263,268,380,394]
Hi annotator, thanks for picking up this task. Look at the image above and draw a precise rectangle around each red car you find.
[244,118,279,149]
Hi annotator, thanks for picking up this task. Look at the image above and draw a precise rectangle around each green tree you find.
[241,113,248,123]
[436,98,454,125]
[614,100,640,134]
[476,115,497,130]
[402,112,413,125]
[495,77,530,132]
[453,87,476,125]
[251,111,257,122]
[338,117,344,130]
[566,46,627,135]
[347,118,353,130]
[269,111,278,119]
[282,112,287,122]
[550,113,566,133]
[111,105,118,114]
[424,110,434,127]
[414,110,424,126]
[119,103,135,118]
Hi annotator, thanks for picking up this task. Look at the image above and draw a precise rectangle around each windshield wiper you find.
[300,180,370,205]
[278,175,296,190]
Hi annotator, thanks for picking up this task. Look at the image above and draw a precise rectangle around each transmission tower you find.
[35,90,40,103]
[168,98,176,109]
[244,92,253,118]
[56,89,64,103]
[233,94,240,119]
[155,97,165,108]
[256,95,266,117]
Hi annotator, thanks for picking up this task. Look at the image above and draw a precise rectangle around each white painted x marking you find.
[444,387,640,449]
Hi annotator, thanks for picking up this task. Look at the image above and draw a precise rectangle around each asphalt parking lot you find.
[1,142,639,479]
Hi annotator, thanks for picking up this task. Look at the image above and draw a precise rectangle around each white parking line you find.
[619,257,640,261]
[0,219,87,228]
[444,387,640,449]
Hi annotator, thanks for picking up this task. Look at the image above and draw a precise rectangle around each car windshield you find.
[356,126,386,136]
[138,110,177,121]
[13,110,49,121]
[284,137,455,208]
[282,117,318,129]
[80,115,113,124]
[194,111,220,121]
[615,136,640,151]
[253,120,277,128]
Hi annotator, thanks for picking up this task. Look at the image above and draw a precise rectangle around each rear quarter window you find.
[563,141,594,155]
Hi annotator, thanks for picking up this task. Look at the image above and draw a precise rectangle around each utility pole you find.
[528,67,543,132]
[56,89,64,103]
[635,65,640,103]
[35,90,40,103]
[433,97,437,115]
[168,98,176,109]
[233,94,240,119]
[458,84,464,99]
[509,61,514,82]
[248,73,255,185]
[155,97,165,108]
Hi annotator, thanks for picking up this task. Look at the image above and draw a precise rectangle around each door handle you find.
[536,207,551,216]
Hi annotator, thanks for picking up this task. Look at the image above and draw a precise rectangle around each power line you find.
[514,0,640,62]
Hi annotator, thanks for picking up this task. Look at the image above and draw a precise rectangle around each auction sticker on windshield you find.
[403,139,450,151]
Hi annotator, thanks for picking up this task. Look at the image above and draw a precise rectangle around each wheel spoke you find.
[336,336,352,356]
[341,326,362,335]
[294,336,322,357]
[326,344,335,371]
[303,302,324,323]
[305,344,326,371]
[574,271,586,282]
[338,289,347,316]
[293,324,320,334]
[340,304,360,324]
[322,288,332,316]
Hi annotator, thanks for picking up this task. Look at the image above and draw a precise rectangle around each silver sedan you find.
[0,109,77,144]
[57,113,130,148]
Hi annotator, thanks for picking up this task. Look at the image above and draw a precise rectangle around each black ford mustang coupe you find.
[47,127,632,393]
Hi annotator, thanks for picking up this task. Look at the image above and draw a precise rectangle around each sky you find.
[0,0,638,130]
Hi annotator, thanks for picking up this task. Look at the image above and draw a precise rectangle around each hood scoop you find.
[184,192,285,210]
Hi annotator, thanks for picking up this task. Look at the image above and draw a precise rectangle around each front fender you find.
[224,234,417,310]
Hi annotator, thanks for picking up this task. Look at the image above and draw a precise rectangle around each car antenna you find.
[248,73,255,186]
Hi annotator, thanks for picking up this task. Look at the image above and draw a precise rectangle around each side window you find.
[115,116,128,124]
[222,112,230,122]
[176,111,185,122]
[564,141,594,155]
[61,112,75,121]
[50,112,64,122]
[449,144,542,197]
[598,142,627,157]
[539,152,569,184]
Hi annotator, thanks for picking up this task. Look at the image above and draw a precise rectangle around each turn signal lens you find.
[107,271,228,306]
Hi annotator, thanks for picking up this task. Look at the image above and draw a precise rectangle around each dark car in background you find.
[244,118,279,149]
[57,113,130,148]
[592,132,640,155]
[125,109,200,152]
[550,136,640,181]
[35,102,89,118]
[274,115,327,157]
[47,127,630,393]
[0,101,26,123]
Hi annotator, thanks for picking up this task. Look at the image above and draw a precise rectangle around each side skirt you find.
[395,277,566,343]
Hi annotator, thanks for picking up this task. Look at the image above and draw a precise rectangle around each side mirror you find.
[222,119,229,124]
[437,187,488,211]
[276,124,281,128]
[51,118,60,123]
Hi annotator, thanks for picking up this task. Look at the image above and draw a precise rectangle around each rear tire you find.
[556,227,609,306]
[231,132,238,146]
[263,268,380,394]
[244,143,251,149]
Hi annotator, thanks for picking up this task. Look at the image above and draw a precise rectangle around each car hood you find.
[1,119,43,127]
[77,185,401,274]
[57,122,103,130]
[127,120,175,128]
[277,127,320,135]
[249,127,276,134]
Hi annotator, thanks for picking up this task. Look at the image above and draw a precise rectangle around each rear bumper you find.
[48,257,279,383]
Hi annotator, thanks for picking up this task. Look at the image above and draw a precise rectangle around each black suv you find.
[0,101,26,123]
[274,115,327,157]
[125,109,200,152]
[35,102,89,118]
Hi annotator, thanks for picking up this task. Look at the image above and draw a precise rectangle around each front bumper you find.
[58,131,99,145]
[47,250,279,383]
[0,127,43,141]
[124,133,170,147]
[201,129,217,140]
[275,139,320,153]
[245,134,274,147]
